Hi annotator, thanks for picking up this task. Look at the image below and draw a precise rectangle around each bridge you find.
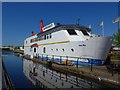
[0,47,14,51]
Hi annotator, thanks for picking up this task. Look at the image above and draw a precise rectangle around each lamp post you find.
[99,21,104,36]
[77,18,80,25]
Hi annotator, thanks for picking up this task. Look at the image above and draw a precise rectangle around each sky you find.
[2,2,119,46]
[0,2,2,47]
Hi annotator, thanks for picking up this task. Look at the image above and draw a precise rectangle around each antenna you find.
[77,18,80,25]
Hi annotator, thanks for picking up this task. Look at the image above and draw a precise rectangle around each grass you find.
[110,55,120,60]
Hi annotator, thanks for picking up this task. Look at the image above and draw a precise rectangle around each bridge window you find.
[67,29,77,35]
[81,30,89,36]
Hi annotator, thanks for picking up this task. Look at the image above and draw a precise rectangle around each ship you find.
[24,20,112,66]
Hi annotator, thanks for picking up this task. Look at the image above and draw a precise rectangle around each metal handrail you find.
[2,60,15,90]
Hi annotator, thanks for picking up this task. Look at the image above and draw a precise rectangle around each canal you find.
[2,51,114,89]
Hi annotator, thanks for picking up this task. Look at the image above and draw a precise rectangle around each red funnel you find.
[31,31,35,36]
[40,20,44,33]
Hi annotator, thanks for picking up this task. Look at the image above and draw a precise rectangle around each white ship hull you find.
[24,22,112,66]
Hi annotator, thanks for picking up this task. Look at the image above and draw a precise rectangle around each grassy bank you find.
[111,56,120,60]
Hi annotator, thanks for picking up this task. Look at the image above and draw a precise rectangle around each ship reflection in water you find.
[23,60,104,89]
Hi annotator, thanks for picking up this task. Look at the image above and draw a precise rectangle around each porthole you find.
[71,49,74,52]
[56,49,58,51]
[62,49,64,51]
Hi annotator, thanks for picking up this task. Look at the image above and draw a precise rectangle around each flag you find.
[99,21,104,27]
[112,17,120,23]
[88,25,91,29]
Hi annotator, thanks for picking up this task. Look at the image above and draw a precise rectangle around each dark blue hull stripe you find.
[25,54,102,66]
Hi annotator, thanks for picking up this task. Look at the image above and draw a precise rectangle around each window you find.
[44,35,46,40]
[47,35,49,39]
[81,30,89,36]
[43,47,46,53]
[67,29,77,35]
[50,34,52,38]
[56,49,58,51]
[34,48,36,52]
[62,49,64,51]
[26,41,27,44]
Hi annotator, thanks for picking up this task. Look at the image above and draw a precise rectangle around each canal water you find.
[2,51,112,89]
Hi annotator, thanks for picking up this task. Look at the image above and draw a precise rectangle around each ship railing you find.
[2,59,15,90]
[34,54,95,68]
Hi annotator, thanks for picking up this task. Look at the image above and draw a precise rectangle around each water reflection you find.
[23,59,102,89]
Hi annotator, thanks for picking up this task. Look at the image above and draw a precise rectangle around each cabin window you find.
[56,49,58,51]
[47,35,49,39]
[50,34,52,38]
[62,49,64,51]
[67,29,77,35]
[26,41,27,44]
[43,47,46,53]
[81,30,89,36]
[34,48,36,52]
[44,35,46,40]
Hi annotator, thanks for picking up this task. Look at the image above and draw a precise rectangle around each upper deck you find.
[37,24,91,37]
[24,23,92,46]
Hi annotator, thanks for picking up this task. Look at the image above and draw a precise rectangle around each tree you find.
[14,46,20,50]
[112,30,120,45]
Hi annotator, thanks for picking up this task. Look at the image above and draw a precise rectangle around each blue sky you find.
[2,2,119,46]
